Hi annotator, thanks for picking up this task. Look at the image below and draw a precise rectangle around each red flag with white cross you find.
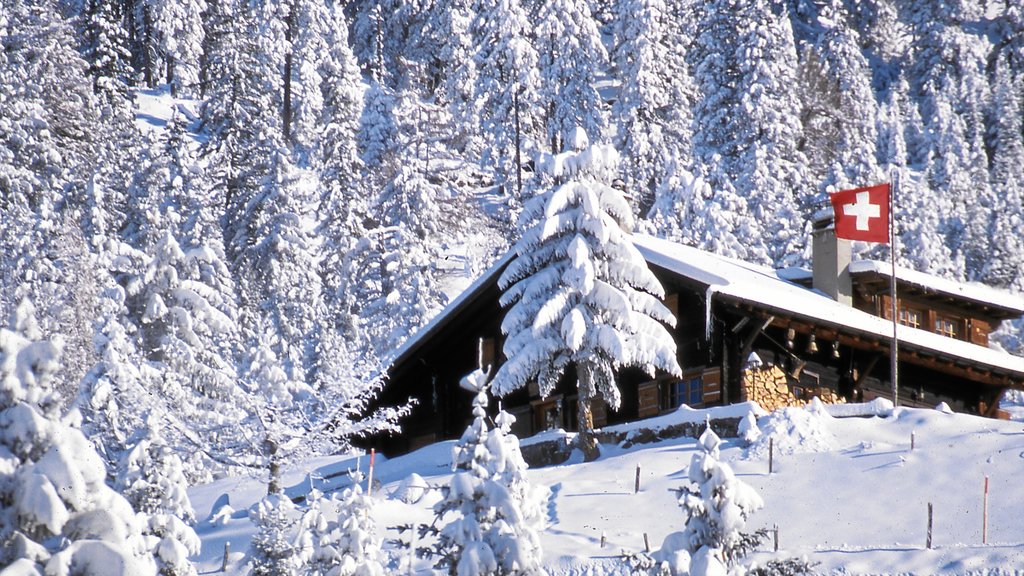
[829,183,891,244]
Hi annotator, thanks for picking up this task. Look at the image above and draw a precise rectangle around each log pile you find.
[741,365,844,413]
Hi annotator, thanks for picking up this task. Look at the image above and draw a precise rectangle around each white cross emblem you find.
[843,191,881,231]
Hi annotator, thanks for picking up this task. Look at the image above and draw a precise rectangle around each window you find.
[898,307,922,329]
[661,376,703,410]
[935,315,962,339]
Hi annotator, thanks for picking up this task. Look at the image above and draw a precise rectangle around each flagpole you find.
[889,171,899,407]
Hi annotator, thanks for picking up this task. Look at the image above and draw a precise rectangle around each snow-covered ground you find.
[189,402,1024,574]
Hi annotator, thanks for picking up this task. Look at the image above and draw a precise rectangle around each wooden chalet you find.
[369,227,1024,456]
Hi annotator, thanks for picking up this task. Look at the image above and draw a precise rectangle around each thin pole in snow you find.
[769,437,774,474]
[927,502,933,549]
[367,448,376,494]
[889,172,899,407]
[983,475,989,544]
[221,542,230,572]
[635,464,641,493]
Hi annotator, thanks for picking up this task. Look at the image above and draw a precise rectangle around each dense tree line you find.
[1,0,1022,488]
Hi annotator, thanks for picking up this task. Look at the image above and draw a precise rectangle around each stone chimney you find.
[811,211,852,306]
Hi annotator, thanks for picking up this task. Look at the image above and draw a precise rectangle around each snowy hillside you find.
[189,403,1024,574]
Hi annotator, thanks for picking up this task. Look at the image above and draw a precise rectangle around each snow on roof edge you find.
[387,250,516,370]
[633,234,1024,378]
[848,260,1024,314]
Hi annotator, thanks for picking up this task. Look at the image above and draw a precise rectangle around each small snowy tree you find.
[426,368,546,576]
[117,418,201,576]
[298,471,388,575]
[676,423,764,575]
[248,493,302,576]
[0,299,157,574]
[492,129,680,460]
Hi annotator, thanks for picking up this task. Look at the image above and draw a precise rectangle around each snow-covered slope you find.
[189,404,1024,574]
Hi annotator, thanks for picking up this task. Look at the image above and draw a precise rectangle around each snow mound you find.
[746,406,836,458]
[822,397,894,418]
[391,472,429,504]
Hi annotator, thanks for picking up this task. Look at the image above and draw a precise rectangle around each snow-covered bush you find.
[0,299,157,574]
[425,368,546,576]
[738,410,761,446]
[297,471,388,576]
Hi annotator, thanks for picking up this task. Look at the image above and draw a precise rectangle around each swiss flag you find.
[829,183,890,244]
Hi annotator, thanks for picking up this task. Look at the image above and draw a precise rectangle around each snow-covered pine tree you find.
[536,0,606,156]
[430,368,546,576]
[0,299,157,574]
[431,0,479,152]
[317,12,368,339]
[675,422,764,575]
[686,0,767,264]
[248,492,302,576]
[149,0,207,96]
[984,53,1024,292]
[492,128,680,461]
[80,0,133,101]
[240,148,325,388]
[469,0,540,201]
[117,418,201,576]
[613,0,695,217]
[800,0,882,194]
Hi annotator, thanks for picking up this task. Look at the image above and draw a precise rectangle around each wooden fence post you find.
[983,476,989,545]
[769,438,774,474]
[635,464,641,493]
[221,542,230,572]
[926,502,933,549]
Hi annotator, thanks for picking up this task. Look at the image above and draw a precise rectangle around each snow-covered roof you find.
[633,235,1024,378]
[848,259,1024,315]
[390,235,1024,380]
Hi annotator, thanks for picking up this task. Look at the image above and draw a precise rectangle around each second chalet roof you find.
[389,234,1024,380]
[634,235,1024,378]
[778,260,1024,319]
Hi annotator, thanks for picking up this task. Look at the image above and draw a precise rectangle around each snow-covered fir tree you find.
[149,0,207,96]
[298,471,388,575]
[536,0,607,156]
[469,0,540,201]
[492,128,680,461]
[0,299,157,574]
[248,492,302,576]
[430,368,546,575]
[674,423,764,575]
[613,0,695,216]
[117,418,201,576]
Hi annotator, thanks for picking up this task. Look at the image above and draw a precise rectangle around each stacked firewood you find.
[741,365,844,412]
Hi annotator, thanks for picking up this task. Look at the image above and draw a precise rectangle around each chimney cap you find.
[811,207,835,229]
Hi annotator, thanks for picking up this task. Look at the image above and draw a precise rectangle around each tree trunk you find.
[282,0,296,144]
[514,90,523,200]
[576,365,600,462]
[265,437,281,495]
